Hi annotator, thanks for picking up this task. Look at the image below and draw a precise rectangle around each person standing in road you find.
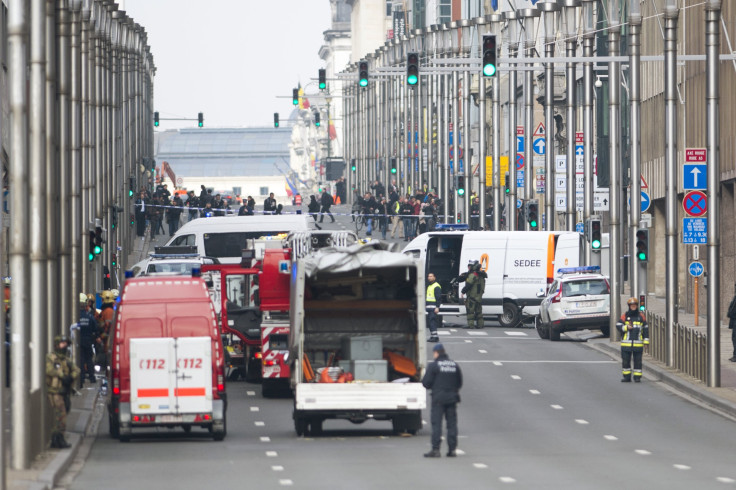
[46,335,80,449]
[727,287,736,362]
[307,195,322,229]
[616,297,649,382]
[426,272,441,343]
[264,192,277,215]
[134,191,149,237]
[187,191,199,221]
[78,294,99,384]
[422,343,462,458]
[463,261,487,329]
[319,190,335,223]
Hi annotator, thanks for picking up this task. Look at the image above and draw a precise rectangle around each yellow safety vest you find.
[621,320,649,348]
[426,282,441,304]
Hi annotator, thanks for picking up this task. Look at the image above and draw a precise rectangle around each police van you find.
[403,229,583,326]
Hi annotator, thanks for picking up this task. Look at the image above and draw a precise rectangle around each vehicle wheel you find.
[355,216,364,233]
[261,379,275,398]
[182,425,192,434]
[119,431,131,443]
[600,326,610,337]
[549,326,561,341]
[294,414,308,436]
[309,418,323,436]
[535,316,550,340]
[108,412,120,439]
[213,413,227,441]
[498,302,521,328]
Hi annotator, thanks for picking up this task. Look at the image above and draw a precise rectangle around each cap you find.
[433,343,444,352]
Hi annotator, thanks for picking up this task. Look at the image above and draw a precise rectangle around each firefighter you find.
[463,261,487,329]
[98,290,116,369]
[616,297,649,382]
[46,335,80,449]
[426,272,441,343]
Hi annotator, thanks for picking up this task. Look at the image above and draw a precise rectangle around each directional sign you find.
[683,190,707,217]
[685,148,707,162]
[641,191,650,213]
[517,169,524,188]
[534,122,545,137]
[517,199,523,209]
[533,137,546,155]
[575,145,584,157]
[517,136,525,153]
[682,217,707,244]
[516,154,525,170]
[689,261,704,277]
[575,132,584,143]
[576,222,584,233]
[683,163,707,190]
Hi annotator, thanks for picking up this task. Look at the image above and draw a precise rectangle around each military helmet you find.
[54,334,70,346]
[101,290,115,303]
[79,292,88,304]
[627,297,639,306]
[470,260,481,271]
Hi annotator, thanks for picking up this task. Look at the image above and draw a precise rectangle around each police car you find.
[535,266,610,341]
[132,246,219,277]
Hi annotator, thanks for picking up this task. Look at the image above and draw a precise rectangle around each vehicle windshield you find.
[561,279,609,297]
[146,262,199,274]
[225,274,258,309]
[203,232,289,258]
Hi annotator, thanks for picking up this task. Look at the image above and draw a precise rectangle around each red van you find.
[107,275,227,441]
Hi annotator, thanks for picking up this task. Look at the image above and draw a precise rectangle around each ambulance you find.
[107,274,227,442]
[403,229,583,327]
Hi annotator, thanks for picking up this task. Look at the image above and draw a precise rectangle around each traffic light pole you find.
[629,5,642,310]
[506,10,518,231]
[582,0,595,262]
[522,9,539,231]
[564,1,579,232]
[541,2,558,232]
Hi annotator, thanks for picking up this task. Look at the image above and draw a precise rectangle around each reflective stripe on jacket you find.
[426,282,441,306]
[619,317,649,348]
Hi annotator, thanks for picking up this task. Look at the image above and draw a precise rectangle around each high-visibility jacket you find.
[617,312,649,348]
[426,282,442,306]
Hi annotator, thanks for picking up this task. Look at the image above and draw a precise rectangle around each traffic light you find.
[292,88,299,105]
[526,200,539,230]
[504,172,510,194]
[318,68,326,90]
[636,228,649,262]
[589,218,602,251]
[457,176,465,196]
[103,266,111,290]
[128,176,134,197]
[314,112,320,127]
[351,159,356,172]
[197,112,203,128]
[93,226,103,256]
[273,113,279,128]
[390,158,397,174]
[88,231,96,262]
[358,60,369,87]
[130,214,135,226]
[154,111,159,127]
[639,294,646,312]
[482,35,498,77]
[406,52,419,86]
[111,253,117,268]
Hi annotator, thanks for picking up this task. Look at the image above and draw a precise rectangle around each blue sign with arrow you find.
[517,136,524,153]
[575,145,584,157]
[683,163,707,190]
[533,137,545,155]
[689,261,704,277]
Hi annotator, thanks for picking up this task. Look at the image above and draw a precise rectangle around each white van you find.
[165,215,316,264]
[403,231,583,326]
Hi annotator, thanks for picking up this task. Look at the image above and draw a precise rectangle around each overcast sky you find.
[123,0,332,130]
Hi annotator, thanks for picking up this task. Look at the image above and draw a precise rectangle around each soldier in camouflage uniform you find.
[46,335,80,449]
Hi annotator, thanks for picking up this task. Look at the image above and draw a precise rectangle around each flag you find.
[492,0,498,10]
[298,87,310,109]
[328,120,337,140]
[284,176,297,198]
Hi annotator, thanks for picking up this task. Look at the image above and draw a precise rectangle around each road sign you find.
[176,177,183,186]
[534,122,545,136]
[575,132,584,143]
[516,126,524,135]
[556,195,566,211]
[640,174,648,189]
[517,199,522,209]
[517,136,524,153]
[640,191,650,213]
[517,169,524,188]
[683,163,707,190]
[689,262,704,277]
[682,217,707,244]
[533,137,546,155]
[576,222,584,233]
[685,148,707,162]
[683,190,707,217]
[575,145,584,157]
[516,154,524,170]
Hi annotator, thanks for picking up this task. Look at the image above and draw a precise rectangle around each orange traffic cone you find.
[335,195,341,204]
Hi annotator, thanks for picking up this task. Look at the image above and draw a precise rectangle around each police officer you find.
[78,293,99,384]
[616,297,649,382]
[422,343,462,458]
[463,261,487,329]
[46,335,80,448]
[426,272,441,343]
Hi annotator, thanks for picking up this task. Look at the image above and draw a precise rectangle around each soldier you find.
[46,335,80,448]
[463,261,487,329]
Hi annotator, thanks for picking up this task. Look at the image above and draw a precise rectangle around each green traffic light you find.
[351,165,356,172]
[274,122,279,128]
[359,78,368,88]
[457,188,465,196]
[483,64,497,77]
[530,220,537,228]
[592,239,601,250]
[639,305,645,311]
[391,168,397,174]
[319,82,326,90]
[129,190,133,197]
[638,251,647,261]
[88,252,94,262]
[505,187,510,194]
[407,74,418,86]
[94,245,102,255]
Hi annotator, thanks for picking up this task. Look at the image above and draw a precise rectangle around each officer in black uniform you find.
[422,343,463,458]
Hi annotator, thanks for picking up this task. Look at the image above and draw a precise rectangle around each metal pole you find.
[70,0,82,321]
[463,68,471,222]
[629,2,642,310]
[58,0,72,336]
[608,2,623,343]
[664,1,679,365]
[541,2,559,232]
[582,0,595,264]
[9,0,32,470]
[506,10,518,231]
[490,14,502,231]
[522,9,540,228]
[81,3,90,291]
[705,0,722,387]
[564,1,580,232]
[442,71,450,222]
[452,69,460,221]
[46,0,59,358]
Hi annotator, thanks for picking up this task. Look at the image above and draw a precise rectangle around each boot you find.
[621,376,631,383]
[446,449,457,457]
[50,432,60,448]
[57,434,71,449]
[423,449,441,458]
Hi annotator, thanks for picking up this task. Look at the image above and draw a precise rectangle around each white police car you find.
[535,266,610,341]
[132,246,219,277]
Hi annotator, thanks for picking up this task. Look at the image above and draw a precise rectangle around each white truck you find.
[290,243,427,436]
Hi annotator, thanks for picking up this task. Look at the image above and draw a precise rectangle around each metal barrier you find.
[647,311,707,383]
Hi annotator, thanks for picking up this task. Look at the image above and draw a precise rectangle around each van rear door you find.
[130,338,176,415]
[174,337,213,414]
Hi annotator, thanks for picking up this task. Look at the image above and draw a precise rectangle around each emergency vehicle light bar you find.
[434,223,470,231]
[557,266,601,275]
[149,253,200,259]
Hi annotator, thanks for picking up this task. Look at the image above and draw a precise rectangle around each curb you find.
[587,339,736,421]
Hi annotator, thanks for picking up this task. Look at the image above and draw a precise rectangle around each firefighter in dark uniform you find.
[422,343,463,458]
[616,297,649,382]
[426,272,441,343]
[46,335,80,448]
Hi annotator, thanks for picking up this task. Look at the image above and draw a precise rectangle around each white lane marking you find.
[604,435,618,441]
[716,477,736,483]
[456,449,466,455]
[504,331,527,336]
[266,451,278,457]
[250,407,260,412]
[673,464,691,471]
[478,349,488,354]
[246,391,256,396]
[272,466,284,472]
[499,477,517,483]
[468,331,488,336]
[511,375,521,380]
[438,331,451,336]
[493,361,503,366]
[635,449,652,455]
[473,463,488,469]
[550,404,564,410]
[449,329,458,333]
[465,340,473,343]
[529,390,541,395]
[279,480,294,486]
[260,436,271,442]
[255,421,265,426]
[575,419,589,425]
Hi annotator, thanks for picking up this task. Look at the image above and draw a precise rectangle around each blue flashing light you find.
[434,223,470,231]
[191,268,201,277]
[124,270,134,278]
[557,266,601,275]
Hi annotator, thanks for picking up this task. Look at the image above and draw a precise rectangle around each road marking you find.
[465,340,473,343]
[716,477,736,483]
[504,331,527,336]
[673,464,691,471]
[499,477,517,483]
[468,331,488,336]
[246,391,256,396]
[255,421,265,426]
[456,449,466,455]
[493,361,503,366]
[635,449,651,455]
[250,407,260,412]
[260,436,271,442]
[266,451,278,457]
[438,331,451,336]
[575,419,589,425]
[510,375,521,380]
[272,466,284,471]
[473,463,488,469]
[529,389,541,395]
[450,329,458,333]
[551,404,564,410]
[604,435,618,441]
[279,480,294,486]
[478,349,488,354]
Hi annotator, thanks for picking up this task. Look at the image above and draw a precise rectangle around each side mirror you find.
[536,288,545,298]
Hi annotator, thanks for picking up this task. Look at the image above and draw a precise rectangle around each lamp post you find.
[459,19,472,221]
[539,1,560,232]
[629,0,642,304]
[562,0,580,231]
[474,16,488,230]
[440,23,451,222]
[582,0,596,263]
[521,8,540,230]
[449,21,461,222]
[505,10,519,230]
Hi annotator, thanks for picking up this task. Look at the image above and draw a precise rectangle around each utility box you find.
[339,360,388,382]
[341,335,383,361]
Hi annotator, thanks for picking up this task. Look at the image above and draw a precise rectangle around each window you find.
[171,234,195,246]
[563,279,609,297]
[260,186,269,196]
[438,0,451,24]
[203,231,289,258]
